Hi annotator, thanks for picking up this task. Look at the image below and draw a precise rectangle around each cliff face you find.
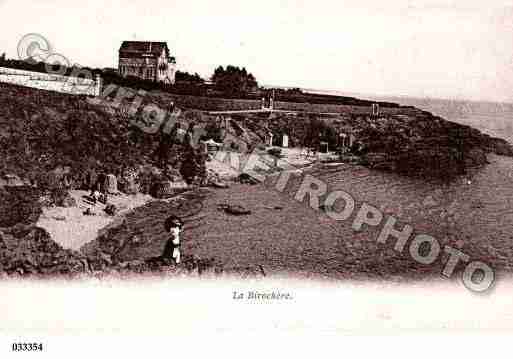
[342,112,513,179]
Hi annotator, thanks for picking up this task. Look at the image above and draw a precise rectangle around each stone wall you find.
[158,92,420,115]
[0,67,101,96]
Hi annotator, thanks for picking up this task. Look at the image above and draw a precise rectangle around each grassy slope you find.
[0,83,145,179]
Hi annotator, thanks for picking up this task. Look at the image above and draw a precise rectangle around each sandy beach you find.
[36,191,153,251]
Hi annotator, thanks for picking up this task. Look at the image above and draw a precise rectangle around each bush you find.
[50,188,68,206]
[136,167,165,195]
[267,148,283,158]
[104,204,117,216]
[0,187,42,227]
[35,172,61,192]
[180,144,206,185]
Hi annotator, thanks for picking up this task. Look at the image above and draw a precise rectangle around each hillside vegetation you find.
[0,82,198,189]
[2,81,512,190]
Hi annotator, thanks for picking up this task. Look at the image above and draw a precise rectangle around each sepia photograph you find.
[1,0,513,356]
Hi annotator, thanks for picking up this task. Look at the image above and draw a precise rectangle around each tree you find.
[175,71,204,83]
[211,65,258,96]
[301,117,338,150]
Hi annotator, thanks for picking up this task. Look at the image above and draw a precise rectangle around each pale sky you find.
[1,0,513,102]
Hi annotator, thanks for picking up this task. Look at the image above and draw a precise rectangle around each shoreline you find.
[175,153,513,282]
[30,150,513,282]
[4,149,512,282]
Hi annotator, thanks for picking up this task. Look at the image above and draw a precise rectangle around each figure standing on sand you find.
[163,215,184,264]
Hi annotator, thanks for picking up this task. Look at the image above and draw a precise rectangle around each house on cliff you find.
[118,41,176,84]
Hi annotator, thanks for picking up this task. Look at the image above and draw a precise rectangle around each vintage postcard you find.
[0,0,512,356]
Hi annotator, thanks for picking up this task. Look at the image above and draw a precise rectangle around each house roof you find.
[119,41,172,59]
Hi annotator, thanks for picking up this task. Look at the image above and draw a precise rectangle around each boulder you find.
[60,193,77,208]
[104,174,118,194]
[210,181,229,189]
[238,173,260,185]
[104,204,117,216]
[267,147,283,158]
[83,208,96,216]
[165,166,183,182]
[218,204,252,216]
[123,180,139,195]
[51,189,76,207]
[150,180,188,199]
[206,169,229,188]
[119,170,139,194]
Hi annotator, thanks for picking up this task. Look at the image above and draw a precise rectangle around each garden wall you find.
[0,67,101,96]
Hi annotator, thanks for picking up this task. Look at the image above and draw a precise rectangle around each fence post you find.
[95,74,102,97]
